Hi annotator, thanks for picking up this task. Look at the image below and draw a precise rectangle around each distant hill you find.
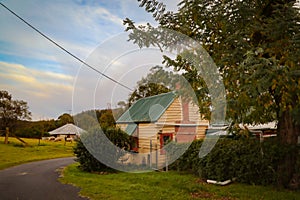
[7,107,126,138]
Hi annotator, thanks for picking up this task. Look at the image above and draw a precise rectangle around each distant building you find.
[49,123,85,139]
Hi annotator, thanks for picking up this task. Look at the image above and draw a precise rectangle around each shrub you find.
[199,138,280,184]
[168,140,203,174]
[169,137,299,186]
[74,126,132,172]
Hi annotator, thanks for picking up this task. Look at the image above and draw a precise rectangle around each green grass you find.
[0,137,75,169]
[61,163,300,200]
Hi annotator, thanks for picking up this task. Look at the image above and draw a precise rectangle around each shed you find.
[49,123,86,139]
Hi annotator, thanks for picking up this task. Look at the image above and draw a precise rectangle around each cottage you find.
[116,92,209,154]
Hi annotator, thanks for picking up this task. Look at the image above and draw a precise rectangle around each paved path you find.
[0,157,88,200]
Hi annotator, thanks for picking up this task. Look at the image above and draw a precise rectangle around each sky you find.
[0,0,180,120]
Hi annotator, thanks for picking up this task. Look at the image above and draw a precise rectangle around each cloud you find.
[0,61,73,82]
[94,7,123,26]
[0,61,74,120]
[0,0,124,66]
[0,61,73,102]
[0,0,181,120]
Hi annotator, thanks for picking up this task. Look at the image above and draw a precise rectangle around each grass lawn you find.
[0,136,75,170]
[61,163,300,200]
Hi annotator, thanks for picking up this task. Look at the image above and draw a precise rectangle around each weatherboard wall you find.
[138,123,159,154]
[157,97,182,124]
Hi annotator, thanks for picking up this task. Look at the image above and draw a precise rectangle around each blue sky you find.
[0,0,180,120]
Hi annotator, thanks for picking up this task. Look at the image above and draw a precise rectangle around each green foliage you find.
[97,109,116,128]
[13,120,55,139]
[168,140,203,174]
[125,0,300,126]
[0,90,31,130]
[169,138,299,186]
[73,138,111,172]
[125,0,300,188]
[73,110,99,131]
[57,113,74,126]
[74,127,132,172]
[73,109,120,131]
[128,66,177,105]
[199,139,276,185]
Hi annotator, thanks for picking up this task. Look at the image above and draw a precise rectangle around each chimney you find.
[182,100,189,123]
[176,82,190,123]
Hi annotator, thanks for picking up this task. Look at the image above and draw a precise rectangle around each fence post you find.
[165,151,168,172]
[156,143,158,169]
[4,127,9,144]
[150,140,152,168]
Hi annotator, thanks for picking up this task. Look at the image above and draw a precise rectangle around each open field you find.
[61,163,300,200]
[0,137,75,170]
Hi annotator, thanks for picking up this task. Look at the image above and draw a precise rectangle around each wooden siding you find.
[157,98,182,124]
[161,126,175,134]
[138,123,159,154]
[196,125,208,139]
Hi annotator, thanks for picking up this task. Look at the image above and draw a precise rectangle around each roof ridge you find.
[134,91,176,102]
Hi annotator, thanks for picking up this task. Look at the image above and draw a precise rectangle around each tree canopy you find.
[57,113,74,126]
[124,0,300,189]
[128,66,174,105]
[0,90,31,131]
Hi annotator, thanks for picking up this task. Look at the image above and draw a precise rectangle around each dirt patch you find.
[191,191,214,199]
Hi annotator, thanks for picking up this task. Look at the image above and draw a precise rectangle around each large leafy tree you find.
[57,113,74,126]
[124,0,300,188]
[128,66,173,105]
[0,90,31,129]
[0,90,31,143]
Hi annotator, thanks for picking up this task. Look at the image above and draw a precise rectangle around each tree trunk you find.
[277,110,300,189]
[4,127,9,144]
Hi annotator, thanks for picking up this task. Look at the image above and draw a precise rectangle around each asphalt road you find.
[0,157,88,200]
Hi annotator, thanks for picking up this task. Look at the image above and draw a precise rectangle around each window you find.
[160,133,173,155]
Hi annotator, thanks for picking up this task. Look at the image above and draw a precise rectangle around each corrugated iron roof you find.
[116,92,177,123]
[125,123,137,136]
[49,123,86,135]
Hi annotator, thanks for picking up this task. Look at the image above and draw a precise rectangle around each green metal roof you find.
[125,123,137,136]
[116,92,177,123]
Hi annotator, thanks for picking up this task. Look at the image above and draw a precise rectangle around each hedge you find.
[169,137,299,186]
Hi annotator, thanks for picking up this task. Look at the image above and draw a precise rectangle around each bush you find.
[74,126,132,172]
[169,137,299,186]
[199,138,280,184]
[168,140,203,174]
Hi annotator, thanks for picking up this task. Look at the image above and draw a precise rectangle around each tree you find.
[124,0,300,188]
[73,111,99,132]
[57,113,74,126]
[128,66,177,105]
[98,109,116,128]
[0,90,31,143]
[13,120,55,139]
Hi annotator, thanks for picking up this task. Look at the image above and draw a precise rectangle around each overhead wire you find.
[0,2,133,92]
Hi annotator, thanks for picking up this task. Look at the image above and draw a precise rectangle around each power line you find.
[0,2,133,92]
